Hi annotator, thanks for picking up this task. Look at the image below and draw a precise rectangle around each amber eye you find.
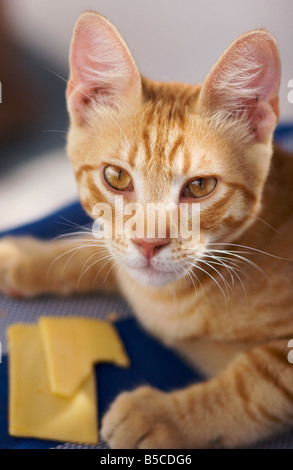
[183,177,217,198]
[104,165,132,191]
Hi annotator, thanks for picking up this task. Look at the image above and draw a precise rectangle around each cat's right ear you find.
[66,11,141,125]
[198,30,281,143]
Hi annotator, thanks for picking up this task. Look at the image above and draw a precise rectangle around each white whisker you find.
[199,259,232,296]
[207,242,293,261]
[185,260,228,306]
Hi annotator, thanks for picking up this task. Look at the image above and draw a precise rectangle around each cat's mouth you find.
[135,264,163,275]
[125,262,182,287]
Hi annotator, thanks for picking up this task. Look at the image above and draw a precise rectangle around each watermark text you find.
[288,339,293,363]
[288,79,293,104]
[91,196,201,244]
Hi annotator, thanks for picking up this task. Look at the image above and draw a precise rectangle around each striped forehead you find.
[136,127,188,169]
[120,129,188,201]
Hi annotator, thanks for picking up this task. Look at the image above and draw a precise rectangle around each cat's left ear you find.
[198,30,281,143]
[66,11,141,124]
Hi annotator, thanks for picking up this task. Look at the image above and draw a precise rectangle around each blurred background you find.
[0,0,292,231]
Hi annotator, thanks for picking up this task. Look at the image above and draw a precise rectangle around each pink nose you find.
[132,238,170,260]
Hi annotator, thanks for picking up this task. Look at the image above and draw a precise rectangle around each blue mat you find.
[0,123,292,449]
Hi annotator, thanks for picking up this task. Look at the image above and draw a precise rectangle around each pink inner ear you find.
[67,13,140,123]
[200,31,281,142]
[250,101,278,142]
[72,22,125,91]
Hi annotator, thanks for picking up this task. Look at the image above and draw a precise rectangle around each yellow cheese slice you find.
[8,324,98,444]
[39,316,130,397]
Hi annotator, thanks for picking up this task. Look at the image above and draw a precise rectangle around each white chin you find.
[126,266,179,287]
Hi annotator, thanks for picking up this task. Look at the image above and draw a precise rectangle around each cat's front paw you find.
[101,386,186,449]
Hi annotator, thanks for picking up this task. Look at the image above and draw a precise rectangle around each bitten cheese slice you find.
[8,324,98,444]
[39,316,130,397]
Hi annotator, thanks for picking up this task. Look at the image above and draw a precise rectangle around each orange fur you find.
[0,12,292,448]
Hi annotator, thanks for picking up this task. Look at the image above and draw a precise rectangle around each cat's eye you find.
[104,165,133,191]
[183,177,217,199]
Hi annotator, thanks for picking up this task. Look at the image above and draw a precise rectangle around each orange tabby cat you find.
[1,11,293,448]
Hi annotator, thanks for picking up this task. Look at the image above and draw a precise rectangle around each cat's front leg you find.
[101,339,293,448]
[0,236,118,297]
[101,386,188,449]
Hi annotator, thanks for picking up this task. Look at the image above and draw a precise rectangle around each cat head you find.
[66,11,280,287]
